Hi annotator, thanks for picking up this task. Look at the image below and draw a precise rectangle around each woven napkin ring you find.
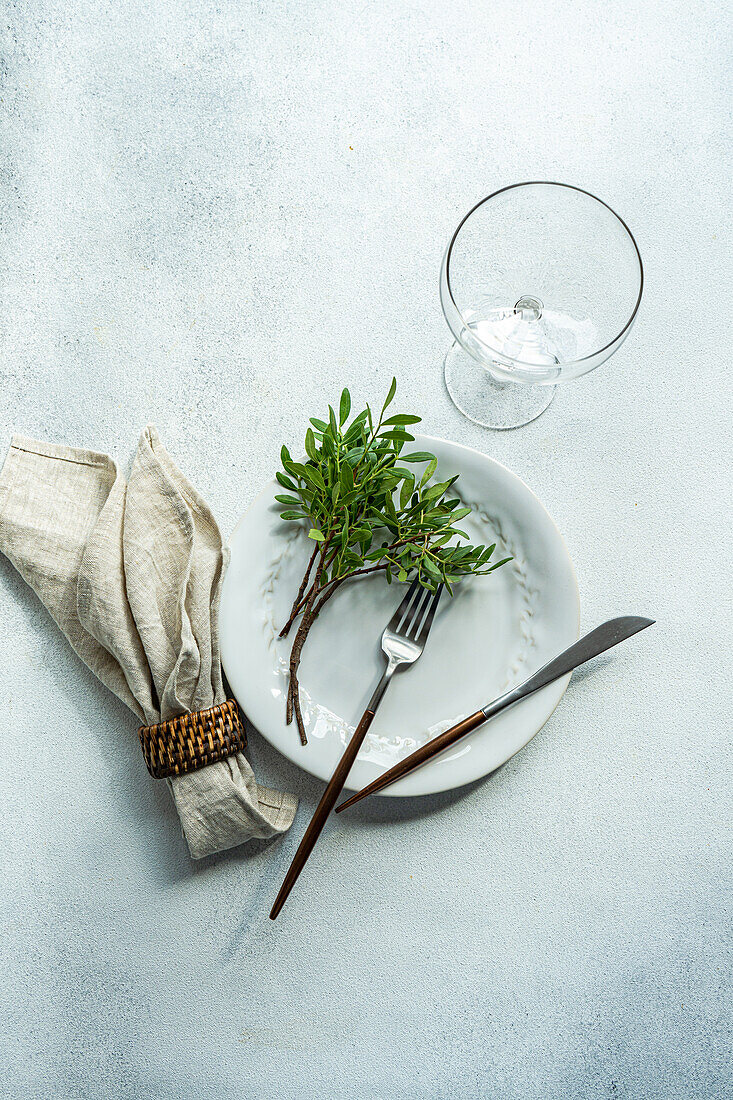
[138,699,247,780]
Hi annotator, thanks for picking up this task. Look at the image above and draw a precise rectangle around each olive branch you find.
[276,379,511,743]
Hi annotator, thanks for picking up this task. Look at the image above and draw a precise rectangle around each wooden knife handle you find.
[270,708,377,919]
[336,709,487,811]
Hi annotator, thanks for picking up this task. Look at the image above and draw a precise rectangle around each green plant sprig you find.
[276,379,511,744]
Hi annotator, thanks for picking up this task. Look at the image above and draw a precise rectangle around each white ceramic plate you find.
[220,435,579,797]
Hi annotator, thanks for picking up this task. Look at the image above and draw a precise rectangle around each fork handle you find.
[269,707,377,920]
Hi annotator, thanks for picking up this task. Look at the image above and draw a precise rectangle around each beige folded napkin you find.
[0,426,297,858]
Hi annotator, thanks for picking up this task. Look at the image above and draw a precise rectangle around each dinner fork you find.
[270,577,443,919]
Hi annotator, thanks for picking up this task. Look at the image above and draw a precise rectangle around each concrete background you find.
[1,1,730,1097]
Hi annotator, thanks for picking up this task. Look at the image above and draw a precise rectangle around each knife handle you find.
[270,708,376,919]
[335,710,486,812]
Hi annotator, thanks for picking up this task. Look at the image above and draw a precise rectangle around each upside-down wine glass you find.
[440,182,643,429]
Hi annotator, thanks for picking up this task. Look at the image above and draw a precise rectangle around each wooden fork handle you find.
[269,708,377,920]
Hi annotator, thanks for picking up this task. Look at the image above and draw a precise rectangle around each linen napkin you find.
[0,426,297,858]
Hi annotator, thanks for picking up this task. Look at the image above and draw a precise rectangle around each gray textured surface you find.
[1,1,730,1097]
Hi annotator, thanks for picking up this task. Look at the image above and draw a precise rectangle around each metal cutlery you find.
[336,616,654,812]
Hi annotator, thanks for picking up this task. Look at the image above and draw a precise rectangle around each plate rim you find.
[222,433,580,796]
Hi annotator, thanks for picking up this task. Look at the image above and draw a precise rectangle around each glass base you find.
[443,342,555,429]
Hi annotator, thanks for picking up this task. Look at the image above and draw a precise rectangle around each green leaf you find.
[310,418,328,432]
[305,428,318,461]
[423,558,443,581]
[280,511,306,521]
[399,475,414,510]
[339,388,351,425]
[301,465,327,492]
[308,528,326,541]
[381,430,415,443]
[419,457,438,488]
[382,414,422,426]
[275,494,302,506]
[403,451,436,463]
[276,471,297,490]
[382,377,397,413]
[343,419,367,444]
[435,475,459,494]
[328,405,338,435]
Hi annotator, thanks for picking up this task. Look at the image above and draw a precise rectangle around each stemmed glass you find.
[440,182,643,429]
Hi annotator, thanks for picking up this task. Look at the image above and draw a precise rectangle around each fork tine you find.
[395,583,428,636]
[415,586,443,646]
[402,584,437,640]
[387,576,422,633]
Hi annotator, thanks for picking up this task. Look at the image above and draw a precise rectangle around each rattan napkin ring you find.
[138,699,247,780]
